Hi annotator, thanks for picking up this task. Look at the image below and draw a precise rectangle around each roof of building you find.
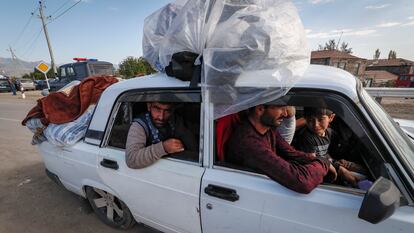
[311,50,365,60]
[364,70,398,80]
[366,58,414,67]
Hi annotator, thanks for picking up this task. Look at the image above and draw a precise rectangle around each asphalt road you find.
[0,91,157,233]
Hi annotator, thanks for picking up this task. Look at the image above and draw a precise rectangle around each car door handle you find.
[204,184,239,202]
[100,159,119,170]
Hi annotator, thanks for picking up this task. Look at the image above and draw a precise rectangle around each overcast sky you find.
[0,0,413,66]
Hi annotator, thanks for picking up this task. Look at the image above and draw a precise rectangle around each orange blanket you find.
[22,76,118,126]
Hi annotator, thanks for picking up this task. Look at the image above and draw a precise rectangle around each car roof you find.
[88,65,358,134]
[60,61,113,67]
[104,64,357,100]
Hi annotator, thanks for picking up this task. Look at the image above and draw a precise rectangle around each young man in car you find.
[293,107,368,187]
[226,100,337,194]
[125,102,198,169]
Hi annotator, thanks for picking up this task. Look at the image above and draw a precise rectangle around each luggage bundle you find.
[143,0,310,118]
[22,76,118,147]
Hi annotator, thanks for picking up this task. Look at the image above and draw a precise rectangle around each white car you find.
[19,79,36,91]
[38,65,414,233]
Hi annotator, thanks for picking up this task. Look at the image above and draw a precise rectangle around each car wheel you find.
[86,187,135,229]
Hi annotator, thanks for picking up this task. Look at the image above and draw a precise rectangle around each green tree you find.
[318,39,353,54]
[373,49,381,59]
[321,39,337,50]
[22,69,55,80]
[388,50,397,59]
[118,57,156,79]
[340,42,352,54]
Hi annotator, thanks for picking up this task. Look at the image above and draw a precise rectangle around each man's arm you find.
[125,122,167,169]
[244,143,330,194]
[275,130,316,163]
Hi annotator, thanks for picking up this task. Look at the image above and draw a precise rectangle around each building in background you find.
[363,70,399,87]
[365,58,414,76]
[310,50,366,78]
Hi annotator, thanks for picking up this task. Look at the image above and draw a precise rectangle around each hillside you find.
[0,57,47,77]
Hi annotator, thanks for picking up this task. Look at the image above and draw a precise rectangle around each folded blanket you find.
[22,76,118,126]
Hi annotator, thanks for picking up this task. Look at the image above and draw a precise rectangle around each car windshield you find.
[359,88,414,170]
[0,80,9,86]
[20,79,32,83]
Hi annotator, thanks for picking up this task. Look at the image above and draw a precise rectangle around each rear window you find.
[88,64,114,76]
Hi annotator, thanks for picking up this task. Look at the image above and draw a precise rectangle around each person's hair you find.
[304,107,333,118]
[150,102,175,107]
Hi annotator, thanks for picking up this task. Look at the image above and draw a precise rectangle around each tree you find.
[340,42,352,54]
[323,39,337,50]
[318,39,353,54]
[22,69,55,80]
[118,56,156,79]
[373,49,381,59]
[388,50,397,59]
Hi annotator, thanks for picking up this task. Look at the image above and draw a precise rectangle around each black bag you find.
[165,51,201,85]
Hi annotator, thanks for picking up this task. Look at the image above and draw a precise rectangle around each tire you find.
[86,187,135,230]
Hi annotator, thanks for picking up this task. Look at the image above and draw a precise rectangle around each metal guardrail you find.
[365,88,414,98]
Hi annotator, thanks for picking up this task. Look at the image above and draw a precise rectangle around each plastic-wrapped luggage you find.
[25,118,47,145]
[143,0,310,118]
[43,105,95,147]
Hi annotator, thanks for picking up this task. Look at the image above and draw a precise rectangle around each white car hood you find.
[394,118,414,143]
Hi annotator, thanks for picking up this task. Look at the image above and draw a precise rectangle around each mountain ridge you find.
[0,57,48,77]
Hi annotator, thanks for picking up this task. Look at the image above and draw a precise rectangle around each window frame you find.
[210,87,405,196]
[101,88,204,167]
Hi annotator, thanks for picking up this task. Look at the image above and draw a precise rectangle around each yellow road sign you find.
[35,62,51,74]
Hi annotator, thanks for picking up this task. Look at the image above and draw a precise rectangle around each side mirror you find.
[358,177,401,224]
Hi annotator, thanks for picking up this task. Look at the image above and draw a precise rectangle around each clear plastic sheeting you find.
[143,0,310,118]
[142,0,187,72]
[44,105,96,147]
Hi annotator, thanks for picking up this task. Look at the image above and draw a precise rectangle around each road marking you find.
[0,117,21,122]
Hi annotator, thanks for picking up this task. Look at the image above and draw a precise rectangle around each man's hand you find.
[163,138,185,154]
[326,163,337,182]
[286,106,296,118]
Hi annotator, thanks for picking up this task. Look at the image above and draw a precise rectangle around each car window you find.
[214,90,389,192]
[73,65,87,79]
[67,66,76,76]
[88,64,114,76]
[60,67,66,77]
[106,90,202,164]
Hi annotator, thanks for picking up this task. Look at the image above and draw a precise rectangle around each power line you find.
[48,0,82,25]
[12,6,39,48]
[51,0,72,16]
[20,27,44,59]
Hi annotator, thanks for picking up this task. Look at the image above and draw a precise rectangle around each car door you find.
[201,90,414,233]
[96,90,204,233]
[202,167,414,233]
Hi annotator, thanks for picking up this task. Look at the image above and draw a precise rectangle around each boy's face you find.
[306,114,335,136]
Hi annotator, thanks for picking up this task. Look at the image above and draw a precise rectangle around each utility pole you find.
[6,46,24,77]
[336,31,343,51]
[38,0,57,75]
[7,46,18,61]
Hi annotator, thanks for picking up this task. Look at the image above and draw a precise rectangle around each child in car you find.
[293,107,368,187]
